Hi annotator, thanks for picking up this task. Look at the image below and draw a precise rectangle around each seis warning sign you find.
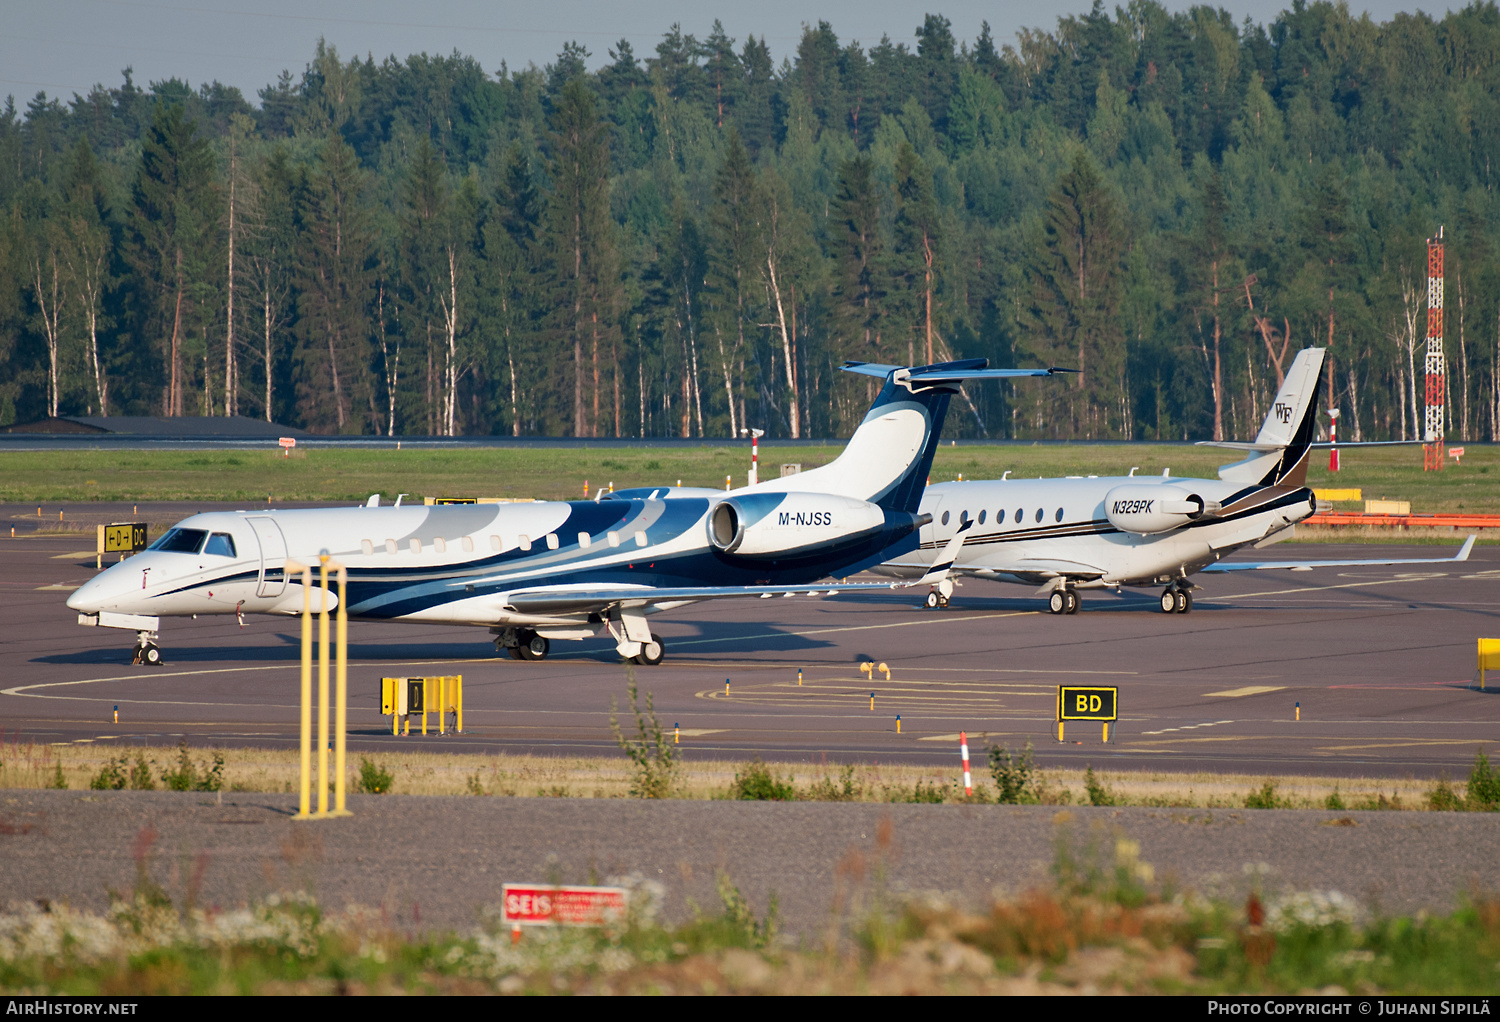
[501,884,628,927]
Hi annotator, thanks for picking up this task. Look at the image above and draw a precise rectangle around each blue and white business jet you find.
[68,359,1066,665]
[872,347,1474,614]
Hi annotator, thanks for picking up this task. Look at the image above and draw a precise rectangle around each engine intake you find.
[707,493,886,558]
[1103,484,1222,535]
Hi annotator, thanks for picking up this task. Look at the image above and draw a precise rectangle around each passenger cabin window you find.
[1055,508,1064,522]
[634,532,648,547]
[385,539,397,555]
[518,535,531,551]
[150,528,206,554]
[978,510,987,525]
[941,511,950,526]
[959,510,970,525]
[1013,509,1023,524]
[409,538,421,554]
[489,535,502,551]
[578,532,591,549]
[204,533,237,558]
[1034,508,1043,523]
[462,536,474,553]
[361,540,374,556]
[435,537,447,553]
[546,534,560,550]
[607,531,620,547]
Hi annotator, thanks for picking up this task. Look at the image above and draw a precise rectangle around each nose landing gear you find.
[131,630,162,666]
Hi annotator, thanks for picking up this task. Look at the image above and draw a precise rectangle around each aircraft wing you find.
[498,581,904,615]
[1201,535,1475,573]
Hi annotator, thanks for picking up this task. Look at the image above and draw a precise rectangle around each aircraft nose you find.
[66,574,103,612]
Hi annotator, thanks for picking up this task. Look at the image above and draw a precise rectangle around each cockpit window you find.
[149,528,207,554]
[204,533,237,558]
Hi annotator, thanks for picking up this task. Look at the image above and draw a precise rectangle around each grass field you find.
[0,441,1494,515]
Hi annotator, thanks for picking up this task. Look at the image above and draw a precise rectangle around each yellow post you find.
[333,565,349,816]
[316,556,330,815]
[896,715,901,734]
[422,678,429,735]
[288,560,313,819]
[1102,722,1109,743]
[438,676,447,735]
[1057,720,1065,742]
[455,675,462,733]
[96,525,103,570]
[869,692,875,711]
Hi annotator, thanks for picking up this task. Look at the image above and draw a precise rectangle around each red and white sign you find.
[501,884,628,927]
[278,437,297,449]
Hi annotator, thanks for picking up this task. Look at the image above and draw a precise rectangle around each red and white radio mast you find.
[1424,228,1445,471]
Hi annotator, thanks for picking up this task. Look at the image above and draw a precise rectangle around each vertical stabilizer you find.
[1218,348,1326,485]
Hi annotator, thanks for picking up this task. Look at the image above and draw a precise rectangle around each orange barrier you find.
[1306,511,1500,529]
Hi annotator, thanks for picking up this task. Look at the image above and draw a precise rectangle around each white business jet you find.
[872,348,1474,614]
[68,359,1066,664]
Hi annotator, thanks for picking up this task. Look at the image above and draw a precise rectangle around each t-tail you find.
[1212,348,1326,487]
[754,359,1070,514]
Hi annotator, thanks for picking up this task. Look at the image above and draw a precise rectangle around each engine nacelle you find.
[1103,484,1221,535]
[708,492,886,558]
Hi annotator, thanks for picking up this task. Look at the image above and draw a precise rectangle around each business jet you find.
[872,348,1474,614]
[67,359,1065,665]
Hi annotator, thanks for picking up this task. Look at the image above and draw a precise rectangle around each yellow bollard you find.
[288,560,313,818]
[316,556,330,815]
[797,669,802,686]
[869,692,875,711]
[896,715,901,734]
[1295,702,1301,722]
[675,722,680,744]
[725,678,730,697]
[113,705,118,724]
[333,565,349,816]
[454,675,463,733]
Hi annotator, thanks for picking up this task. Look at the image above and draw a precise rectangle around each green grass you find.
[3,441,1493,511]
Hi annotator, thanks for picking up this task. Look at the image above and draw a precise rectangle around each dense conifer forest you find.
[3,1,1499,441]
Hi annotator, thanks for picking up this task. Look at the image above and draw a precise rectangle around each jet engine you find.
[1103,484,1222,535]
[708,492,886,557]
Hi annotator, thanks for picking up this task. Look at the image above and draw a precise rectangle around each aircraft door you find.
[246,517,288,598]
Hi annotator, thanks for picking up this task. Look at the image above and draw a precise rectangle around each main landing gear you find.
[494,628,551,661]
[631,634,665,666]
[1047,588,1080,615]
[131,630,162,666]
[923,577,955,609]
[1159,586,1194,614]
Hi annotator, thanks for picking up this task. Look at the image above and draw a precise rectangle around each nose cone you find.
[66,573,106,613]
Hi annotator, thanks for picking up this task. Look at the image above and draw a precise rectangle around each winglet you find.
[916,520,973,585]
[1457,535,1476,561]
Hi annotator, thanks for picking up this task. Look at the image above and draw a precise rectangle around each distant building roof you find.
[2,415,306,437]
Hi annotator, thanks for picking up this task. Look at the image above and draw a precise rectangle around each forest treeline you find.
[3,1,1500,441]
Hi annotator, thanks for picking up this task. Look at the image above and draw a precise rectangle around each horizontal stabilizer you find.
[1202,535,1474,573]
[841,360,1075,384]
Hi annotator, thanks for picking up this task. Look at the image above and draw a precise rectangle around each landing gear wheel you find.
[136,643,161,666]
[1160,589,1177,614]
[1048,590,1067,615]
[924,591,940,609]
[633,634,665,666]
[1172,590,1189,614]
[937,594,950,608]
[508,645,524,660]
[517,632,550,661]
[1178,590,1193,614]
[1064,590,1080,615]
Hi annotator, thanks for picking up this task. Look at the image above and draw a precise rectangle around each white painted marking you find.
[1203,685,1287,698]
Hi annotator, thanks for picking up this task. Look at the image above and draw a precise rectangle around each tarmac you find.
[2,502,1497,778]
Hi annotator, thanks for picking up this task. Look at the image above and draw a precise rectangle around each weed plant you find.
[730,760,796,801]
[356,759,394,794]
[989,741,1038,804]
[609,670,678,799]
[1084,766,1114,806]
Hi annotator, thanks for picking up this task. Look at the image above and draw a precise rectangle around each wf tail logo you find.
[1274,401,1294,423]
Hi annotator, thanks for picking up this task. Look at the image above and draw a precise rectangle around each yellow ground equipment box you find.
[380,676,462,735]
[1478,639,1500,691]
[1365,499,1411,514]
